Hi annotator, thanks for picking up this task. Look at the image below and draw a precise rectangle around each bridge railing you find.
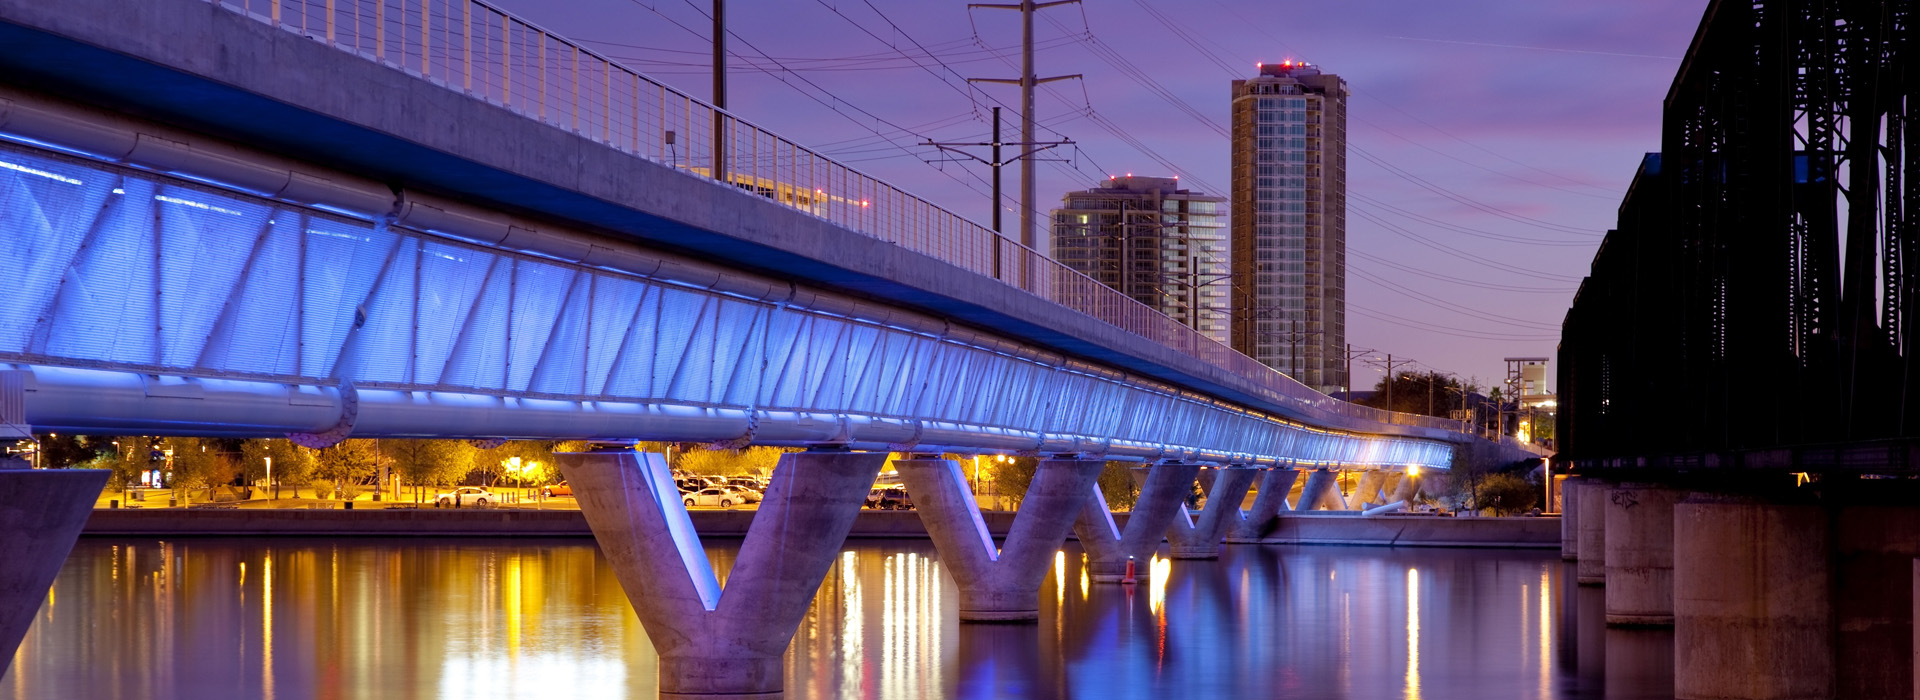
[202,0,1463,436]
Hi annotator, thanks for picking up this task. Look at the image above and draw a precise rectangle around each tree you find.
[1356,371,1466,419]
[98,437,153,494]
[162,437,236,504]
[36,433,106,469]
[1475,473,1541,515]
[383,439,476,500]
[1097,461,1139,511]
[241,438,317,499]
[989,456,1039,510]
[315,439,379,499]
[674,445,796,477]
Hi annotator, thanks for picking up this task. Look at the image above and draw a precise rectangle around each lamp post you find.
[265,455,273,501]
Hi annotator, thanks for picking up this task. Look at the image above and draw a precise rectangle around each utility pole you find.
[968,0,1081,278]
[1363,353,1416,424]
[923,106,1069,280]
[712,0,727,183]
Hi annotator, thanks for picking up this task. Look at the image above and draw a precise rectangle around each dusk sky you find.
[493,0,1710,394]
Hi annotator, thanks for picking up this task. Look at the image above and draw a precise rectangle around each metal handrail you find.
[202,0,1464,436]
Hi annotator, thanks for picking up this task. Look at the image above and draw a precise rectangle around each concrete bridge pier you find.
[1560,477,1585,561]
[1166,466,1258,559]
[1380,472,1407,504]
[1350,470,1389,509]
[1604,483,1686,626]
[1295,468,1341,511]
[1387,470,1421,504]
[896,456,1104,621]
[556,449,885,699]
[1576,479,1611,585]
[1073,461,1200,583]
[1225,468,1299,543]
[1673,491,1831,700]
[1,468,108,677]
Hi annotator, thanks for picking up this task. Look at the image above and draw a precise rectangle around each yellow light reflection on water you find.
[506,556,522,661]
[1405,567,1420,700]
[1054,550,1066,606]
[1539,569,1552,698]
[1148,555,1171,615]
[263,553,274,700]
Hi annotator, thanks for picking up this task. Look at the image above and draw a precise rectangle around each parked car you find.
[684,487,740,508]
[541,482,573,498]
[435,486,494,508]
[727,485,762,504]
[726,477,765,492]
[877,487,913,510]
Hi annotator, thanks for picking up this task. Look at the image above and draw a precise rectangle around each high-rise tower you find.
[1230,61,1347,393]
[1051,176,1229,343]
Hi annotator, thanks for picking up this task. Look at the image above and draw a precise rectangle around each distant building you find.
[1051,176,1229,343]
[1230,61,1348,393]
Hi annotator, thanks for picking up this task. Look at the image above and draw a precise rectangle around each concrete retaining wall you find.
[1259,512,1561,548]
[84,508,1556,547]
[82,508,1020,538]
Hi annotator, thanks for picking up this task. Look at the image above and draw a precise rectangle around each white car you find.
[683,487,740,508]
[435,486,494,508]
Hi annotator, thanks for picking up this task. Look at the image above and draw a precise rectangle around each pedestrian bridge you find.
[0,0,1469,469]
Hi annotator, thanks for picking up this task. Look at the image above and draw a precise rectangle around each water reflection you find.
[5,539,1654,699]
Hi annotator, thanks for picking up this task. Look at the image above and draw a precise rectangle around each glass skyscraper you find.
[1051,176,1229,343]
[1230,61,1347,393]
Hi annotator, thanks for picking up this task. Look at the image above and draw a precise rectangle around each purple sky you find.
[492,0,1709,394]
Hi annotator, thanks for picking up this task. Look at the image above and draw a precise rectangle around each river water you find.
[2,538,1670,699]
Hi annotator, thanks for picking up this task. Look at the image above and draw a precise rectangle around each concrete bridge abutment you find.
[0,468,108,678]
[557,449,885,699]
[897,456,1104,622]
[1074,461,1199,583]
[1166,466,1258,559]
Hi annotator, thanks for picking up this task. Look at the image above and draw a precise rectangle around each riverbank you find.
[82,509,1558,547]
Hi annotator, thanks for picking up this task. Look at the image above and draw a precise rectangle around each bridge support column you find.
[1379,472,1407,504]
[1674,492,1831,700]
[1074,461,1199,582]
[1166,466,1258,559]
[1387,471,1420,504]
[1226,468,1298,543]
[1,468,108,678]
[897,457,1103,621]
[1350,470,1388,509]
[557,450,884,698]
[1604,483,1685,626]
[1913,558,1918,700]
[1295,468,1339,511]
[1561,477,1583,561]
[1576,480,1610,585]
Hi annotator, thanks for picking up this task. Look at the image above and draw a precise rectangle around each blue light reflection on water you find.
[2,538,1667,699]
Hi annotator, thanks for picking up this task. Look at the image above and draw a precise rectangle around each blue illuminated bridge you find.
[0,0,1492,471]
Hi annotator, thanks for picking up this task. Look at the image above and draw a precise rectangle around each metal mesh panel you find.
[201,213,304,376]
[154,182,267,368]
[526,271,593,396]
[0,149,113,353]
[299,215,398,377]
[582,275,647,397]
[414,242,495,385]
[438,257,511,391]
[342,238,418,383]
[503,261,572,391]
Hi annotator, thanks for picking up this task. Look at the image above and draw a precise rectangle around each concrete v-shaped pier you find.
[1073,461,1201,582]
[557,450,885,698]
[1166,466,1259,559]
[895,457,1104,621]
